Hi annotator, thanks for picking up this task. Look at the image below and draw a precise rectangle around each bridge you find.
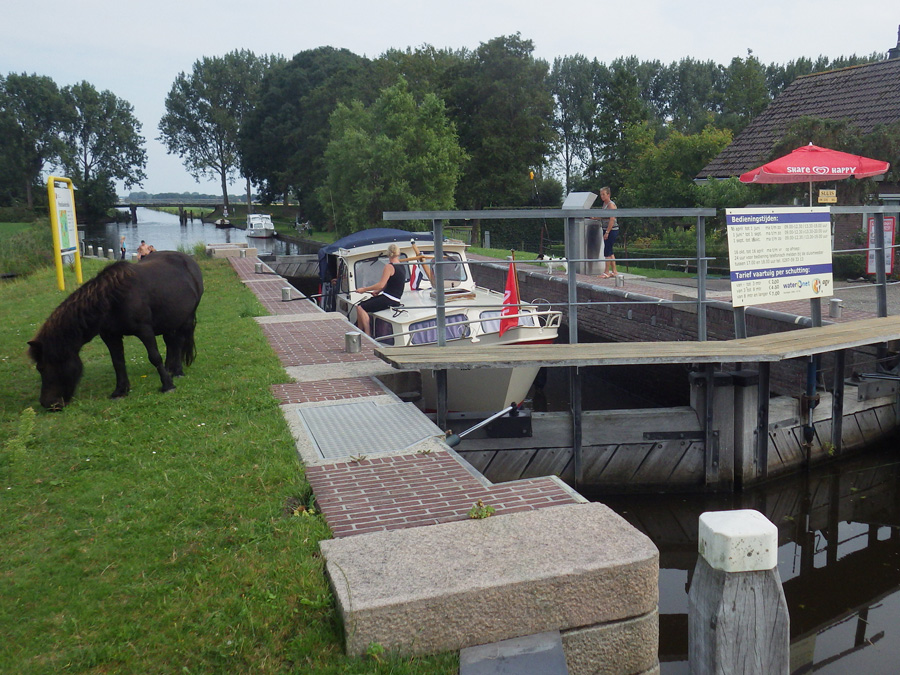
[114,198,230,207]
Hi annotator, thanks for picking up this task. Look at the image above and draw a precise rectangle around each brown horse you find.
[28,251,204,409]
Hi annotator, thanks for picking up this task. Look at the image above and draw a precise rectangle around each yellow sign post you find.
[47,176,83,290]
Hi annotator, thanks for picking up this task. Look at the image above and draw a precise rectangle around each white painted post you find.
[87,245,94,256]
[107,248,115,259]
[689,509,789,674]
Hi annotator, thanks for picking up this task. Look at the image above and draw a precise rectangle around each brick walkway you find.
[227,255,584,540]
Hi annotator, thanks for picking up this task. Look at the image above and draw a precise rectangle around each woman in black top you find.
[355,244,404,336]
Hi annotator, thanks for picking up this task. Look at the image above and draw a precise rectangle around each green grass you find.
[0,258,457,674]
[0,220,54,277]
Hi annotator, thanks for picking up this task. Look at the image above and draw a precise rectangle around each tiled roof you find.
[698,58,900,179]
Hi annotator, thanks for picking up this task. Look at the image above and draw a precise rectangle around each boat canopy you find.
[317,228,434,283]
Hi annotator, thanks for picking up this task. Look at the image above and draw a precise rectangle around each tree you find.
[718,51,770,134]
[0,73,67,207]
[58,81,147,220]
[550,55,594,192]
[159,50,277,211]
[621,124,732,207]
[444,34,556,210]
[318,78,466,234]
[239,47,368,221]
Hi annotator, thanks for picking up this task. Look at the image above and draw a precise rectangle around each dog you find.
[535,253,568,274]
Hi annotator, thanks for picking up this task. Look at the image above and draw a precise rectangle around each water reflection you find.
[80,208,296,257]
[592,444,900,674]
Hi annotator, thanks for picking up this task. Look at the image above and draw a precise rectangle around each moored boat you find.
[317,229,561,412]
[247,213,276,238]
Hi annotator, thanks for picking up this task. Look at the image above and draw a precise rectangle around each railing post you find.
[696,215,707,341]
[433,219,449,431]
[689,509,789,674]
[564,215,583,485]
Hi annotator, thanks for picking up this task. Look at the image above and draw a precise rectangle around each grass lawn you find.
[0,258,456,674]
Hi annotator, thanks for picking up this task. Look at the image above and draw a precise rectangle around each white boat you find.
[246,213,276,238]
[318,229,561,412]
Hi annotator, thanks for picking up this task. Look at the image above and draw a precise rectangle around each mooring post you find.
[689,509,789,674]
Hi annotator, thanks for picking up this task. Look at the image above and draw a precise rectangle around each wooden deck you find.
[375,315,900,370]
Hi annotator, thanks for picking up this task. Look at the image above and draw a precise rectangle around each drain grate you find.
[298,401,444,460]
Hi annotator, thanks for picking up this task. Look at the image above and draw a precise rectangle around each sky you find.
[3,1,898,196]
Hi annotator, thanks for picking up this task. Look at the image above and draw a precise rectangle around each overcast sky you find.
[3,1,898,195]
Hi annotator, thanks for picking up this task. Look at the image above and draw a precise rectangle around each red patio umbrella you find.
[740,143,890,205]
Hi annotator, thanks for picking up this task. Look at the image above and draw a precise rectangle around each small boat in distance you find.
[317,229,561,412]
[214,218,231,228]
[247,213,276,238]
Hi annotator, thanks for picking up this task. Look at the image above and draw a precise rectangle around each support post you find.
[831,349,845,455]
[564,215,583,484]
[689,510,789,674]
[756,363,771,480]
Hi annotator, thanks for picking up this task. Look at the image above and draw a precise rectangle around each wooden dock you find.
[375,314,900,370]
[375,315,900,491]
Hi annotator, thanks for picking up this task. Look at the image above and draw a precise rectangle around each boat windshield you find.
[415,251,467,282]
[354,253,410,290]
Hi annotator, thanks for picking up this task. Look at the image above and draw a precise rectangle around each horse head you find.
[28,340,83,410]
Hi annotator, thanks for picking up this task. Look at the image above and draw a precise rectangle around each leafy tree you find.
[444,34,556,210]
[0,73,67,207]
[240,47,368,221]
[318,78,466,234]
[667,58,723,134]
[591,58,650,192]
[718,51,770,134]
[159,50,278,211]
[550,54,594,192]
[58,81,147,220]
[621,124,732,207]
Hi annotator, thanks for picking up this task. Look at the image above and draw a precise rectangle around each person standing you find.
[120,235,126,260]
[354,244,404,337]
[136,240,150,260]
[598,186,618,278]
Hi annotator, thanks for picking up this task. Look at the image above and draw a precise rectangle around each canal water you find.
[81,208,301,257]
[584,443,900,674]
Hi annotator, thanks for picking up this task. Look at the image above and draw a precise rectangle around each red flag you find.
[499,258,519,337]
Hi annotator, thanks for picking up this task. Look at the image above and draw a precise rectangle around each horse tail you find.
[183,314,198,367]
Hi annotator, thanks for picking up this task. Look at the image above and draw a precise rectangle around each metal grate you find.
[298,401,444,460]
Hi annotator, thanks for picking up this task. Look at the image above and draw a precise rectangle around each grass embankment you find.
[0,257,456,674]
[0,220,54,277]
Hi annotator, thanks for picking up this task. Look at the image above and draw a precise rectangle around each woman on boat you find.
[355,244,404,337]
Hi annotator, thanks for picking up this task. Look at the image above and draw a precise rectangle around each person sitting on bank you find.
[355,244,404,337]
[136,240,150,260]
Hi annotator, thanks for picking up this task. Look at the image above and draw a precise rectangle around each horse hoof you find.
[161,385,176,393]
[110,391,130,399]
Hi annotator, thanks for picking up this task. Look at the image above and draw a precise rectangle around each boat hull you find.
[420,364,540,413]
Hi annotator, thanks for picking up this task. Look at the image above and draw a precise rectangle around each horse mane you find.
[32,262,136,360]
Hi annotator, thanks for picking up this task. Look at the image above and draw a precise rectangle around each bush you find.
[0,220,55,276]
[0,206,39,223]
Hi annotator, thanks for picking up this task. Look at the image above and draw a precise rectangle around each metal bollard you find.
[829,298,843,318]
[615,274,625,287]
[345,331,362,353]
[281,287,292,302]
[254,262,263,274]
[239,248,247,258]
[131,253,138,261]
[689,509,788,674]
[108,248,115,259]
[87,245,94,256]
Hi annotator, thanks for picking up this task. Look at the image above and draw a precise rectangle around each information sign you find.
[726,207,833,308]
[866,215,896,274]
[818,189,837,204]
[46,176,83,290]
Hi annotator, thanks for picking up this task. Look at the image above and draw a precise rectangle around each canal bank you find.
[223,251,661,673]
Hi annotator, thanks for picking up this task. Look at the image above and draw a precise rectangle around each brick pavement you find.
[227,255,584,539]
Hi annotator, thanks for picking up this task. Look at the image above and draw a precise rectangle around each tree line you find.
[0,36,889,227]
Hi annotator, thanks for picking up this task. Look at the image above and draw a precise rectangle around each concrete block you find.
[320,502,659,657]
[562,610,659,675]
[698,509,777,572]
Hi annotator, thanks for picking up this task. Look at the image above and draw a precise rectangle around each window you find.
[354,253,409,291]
[409,314,469,345]
[478,309,536,335]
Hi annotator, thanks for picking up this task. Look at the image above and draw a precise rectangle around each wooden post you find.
[689,509,789,674]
